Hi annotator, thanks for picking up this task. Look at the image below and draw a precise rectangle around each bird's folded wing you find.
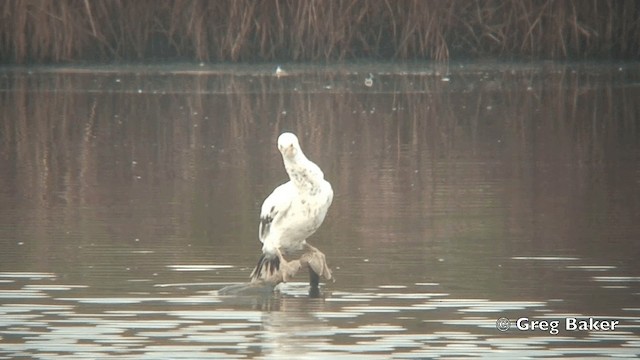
[258,182,295,243]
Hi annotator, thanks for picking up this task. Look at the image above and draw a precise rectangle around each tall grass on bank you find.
[1,0,639,63]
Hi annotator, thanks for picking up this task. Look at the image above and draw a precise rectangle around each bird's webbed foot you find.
[301,243,333,282]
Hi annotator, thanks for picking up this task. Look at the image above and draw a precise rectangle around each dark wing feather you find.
[258,182,294,244]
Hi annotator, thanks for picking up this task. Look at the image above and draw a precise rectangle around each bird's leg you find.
[301,243,333,281]
[275,247,302,283]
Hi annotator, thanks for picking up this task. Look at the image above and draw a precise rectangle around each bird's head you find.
[277,132,300,159]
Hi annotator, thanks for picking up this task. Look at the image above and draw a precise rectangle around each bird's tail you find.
[249,253,281,283]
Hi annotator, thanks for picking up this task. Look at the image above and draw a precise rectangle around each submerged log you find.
[219,252,328,297]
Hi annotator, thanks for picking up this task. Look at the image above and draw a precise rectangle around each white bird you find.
[250,132,333,284]
[275,65,287,78]
[364,73,374,87]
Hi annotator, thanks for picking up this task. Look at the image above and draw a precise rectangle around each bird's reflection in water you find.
[257,285,330,358]
[217,280,331,356]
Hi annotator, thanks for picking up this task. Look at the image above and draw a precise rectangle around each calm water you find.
[0,63,639,358]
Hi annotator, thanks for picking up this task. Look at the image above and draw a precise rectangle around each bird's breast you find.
[274,191,331,252]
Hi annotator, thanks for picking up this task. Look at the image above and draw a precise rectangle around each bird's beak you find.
[284,144,294,157]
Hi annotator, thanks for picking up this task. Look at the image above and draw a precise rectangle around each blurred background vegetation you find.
[1,0,638,64]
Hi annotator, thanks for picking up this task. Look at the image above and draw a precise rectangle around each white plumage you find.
[250,132,333,283]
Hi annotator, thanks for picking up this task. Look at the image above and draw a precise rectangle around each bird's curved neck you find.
[283,155,324,190]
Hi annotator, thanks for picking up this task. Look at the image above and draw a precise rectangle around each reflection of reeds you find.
[2,67,637,253]
[1,66,638,286]
[1,0,638,63]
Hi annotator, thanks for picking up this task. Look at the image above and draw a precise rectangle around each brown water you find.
[0,63,639,358]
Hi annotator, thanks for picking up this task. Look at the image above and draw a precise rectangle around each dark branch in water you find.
[309,267,320,298]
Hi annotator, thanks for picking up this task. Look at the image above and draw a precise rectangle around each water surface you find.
[0,63,639,358]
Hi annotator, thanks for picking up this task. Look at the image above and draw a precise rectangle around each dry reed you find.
[0,0,638,63]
